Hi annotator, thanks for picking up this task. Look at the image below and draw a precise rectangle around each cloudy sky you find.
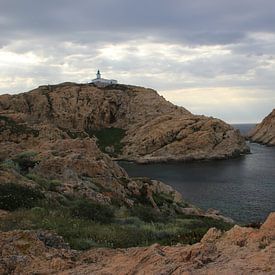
[0,0,275,123]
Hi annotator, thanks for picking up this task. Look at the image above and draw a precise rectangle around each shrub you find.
[85,127,126,156]
[0,205,233,250]
[152,192,174,207]
[26,173,61,191]
[70,199,114,223]
[0,183,45,211]
[130,205,164,223]
[13,151,38,174]
[0,159,20,171]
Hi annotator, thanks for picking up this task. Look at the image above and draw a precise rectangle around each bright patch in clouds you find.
[0,51,42,66]
[161,88,275,123]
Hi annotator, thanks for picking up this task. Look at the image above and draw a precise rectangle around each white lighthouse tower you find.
[96,70,101,79]
[91,70,118,86]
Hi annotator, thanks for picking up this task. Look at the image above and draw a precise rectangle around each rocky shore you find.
[248,109,275,145]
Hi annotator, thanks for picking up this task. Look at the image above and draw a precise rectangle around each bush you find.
[70,199,114,224]
[0,183,45,211]
[152,192,174,207]
[0,205,233,250]
[86,127,126,156]
[26,173,61,191]
[0,159,20,171]
[130,205,164,223]
[13,151,38,174]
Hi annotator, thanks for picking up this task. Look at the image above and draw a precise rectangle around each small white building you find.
[91,70,118,86]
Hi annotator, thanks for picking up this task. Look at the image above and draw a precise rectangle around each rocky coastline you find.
[248,109,275,146]
[1,82,272,274]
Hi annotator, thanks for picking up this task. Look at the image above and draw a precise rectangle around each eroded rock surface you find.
[248,109,275,145]
[0,136,187,211]
[0,82,249,162]
[0,213,274,275]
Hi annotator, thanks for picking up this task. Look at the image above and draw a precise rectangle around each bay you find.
[119,124,275,224]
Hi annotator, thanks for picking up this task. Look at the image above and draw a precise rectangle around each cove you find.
[119,125,275,224]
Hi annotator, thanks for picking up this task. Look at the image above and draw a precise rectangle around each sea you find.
[119,124,275,224]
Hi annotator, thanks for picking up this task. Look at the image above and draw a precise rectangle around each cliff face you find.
[248,109,275,145]
[0,82,249,162]
[0,213,274,274]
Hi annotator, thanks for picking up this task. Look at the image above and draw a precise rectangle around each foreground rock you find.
[0,82,249,162]
[248,109,275,145]
[0,213,274,274]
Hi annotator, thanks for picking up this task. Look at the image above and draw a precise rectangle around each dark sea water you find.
[119,124,275,224]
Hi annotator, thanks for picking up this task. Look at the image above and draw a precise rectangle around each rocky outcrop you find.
[0,134,194,214]
[248,109,275,145]
[0,212,274,274]
[0,82,249,162]
[123,115,248,162]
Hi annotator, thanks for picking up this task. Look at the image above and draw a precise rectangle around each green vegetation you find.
[86,127,126,156]
[152,192,174,207]
[12,151,38,174]
[130,205,166,223]
[0,115,39,137]
[0,183,44,211]
[0,183,232,250]
[0,203,232,250]
[0,160,233,251]
[70,199,114,223]
[0,159,20,171]
[26,173,61,191]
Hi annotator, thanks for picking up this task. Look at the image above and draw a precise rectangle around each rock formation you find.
[248,109,275,145]
[0,82,249,162]
[0,212,274,274]
[0,136,188,211]
[0,82,272,274]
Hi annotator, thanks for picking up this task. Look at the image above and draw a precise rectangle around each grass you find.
[85,127,126,156]
[0,163,233,251]
[0,197,232,250]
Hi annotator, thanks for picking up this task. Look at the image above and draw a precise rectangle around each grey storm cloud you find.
[1,0,275,44]
[0,0,275,123]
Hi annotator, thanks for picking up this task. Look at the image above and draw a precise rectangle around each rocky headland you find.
[0,82,249,163]
[1,82,268,274]
[248,109,275,145]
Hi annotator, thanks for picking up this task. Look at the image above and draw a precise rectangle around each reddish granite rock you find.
[0,212,274,274]
[248,109,275,145]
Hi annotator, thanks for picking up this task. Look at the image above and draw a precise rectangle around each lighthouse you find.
[91,70,118,86]
[96,70,101,79]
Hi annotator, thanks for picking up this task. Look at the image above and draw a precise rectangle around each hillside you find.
[248,109,275,145]
[0,82,237,252]
[0,82,271,274]
[0,82,249,162]
[0,213,274,274]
